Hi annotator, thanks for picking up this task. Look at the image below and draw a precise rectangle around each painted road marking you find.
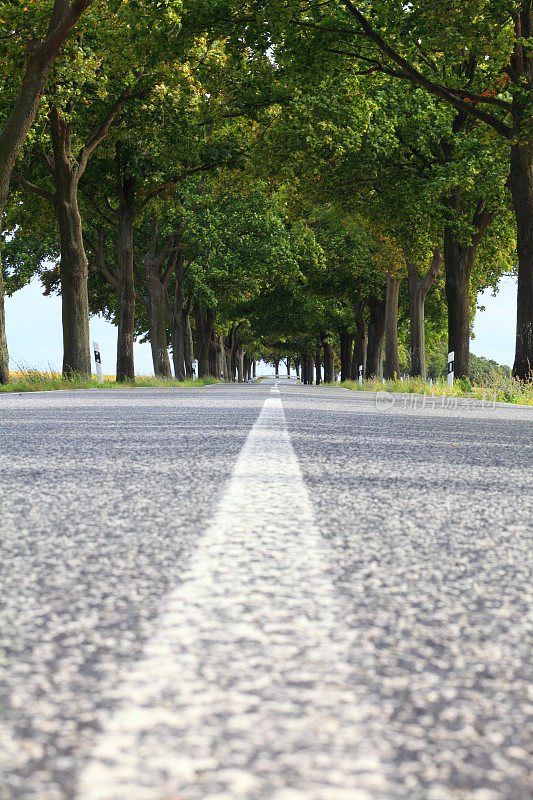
[77,397,390,800]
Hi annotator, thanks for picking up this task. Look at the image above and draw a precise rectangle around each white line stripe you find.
[77,397,389,800]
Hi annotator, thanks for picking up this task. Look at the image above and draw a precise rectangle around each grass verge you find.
[340,374,533,406]
[2,370,220,393]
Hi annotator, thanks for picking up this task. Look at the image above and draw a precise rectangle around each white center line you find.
[77,396,390,800]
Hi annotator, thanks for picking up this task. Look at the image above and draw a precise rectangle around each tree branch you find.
[77,86,136,177]
[420,248,443,301]
[341,1,513,139]
[12,173,54,202]
[87,227,119,291]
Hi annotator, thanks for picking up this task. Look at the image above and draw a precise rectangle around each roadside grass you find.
[2,369,220,393]
[340,373,533,406]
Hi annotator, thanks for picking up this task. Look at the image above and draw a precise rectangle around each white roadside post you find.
[93,341,103,383]
[447,351,454,388]
[358,365,363,386]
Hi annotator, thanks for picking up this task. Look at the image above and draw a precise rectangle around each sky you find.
[4,274,518,375]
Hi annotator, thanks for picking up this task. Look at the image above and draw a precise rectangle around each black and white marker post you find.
[93,341,103,383]
[447,350,454,388]
[359,365,363,386]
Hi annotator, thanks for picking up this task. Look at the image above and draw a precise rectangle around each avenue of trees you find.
[0,1,530,383]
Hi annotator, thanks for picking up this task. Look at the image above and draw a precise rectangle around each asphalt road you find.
[0,380,531,800]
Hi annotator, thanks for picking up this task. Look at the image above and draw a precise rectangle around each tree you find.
[0,0,92,382]
[303,1,532,378]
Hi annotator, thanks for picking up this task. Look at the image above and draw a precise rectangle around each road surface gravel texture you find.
[0,380,531,800]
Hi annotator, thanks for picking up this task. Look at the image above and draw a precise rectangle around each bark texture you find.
[49,107,90,375]
[339,331,353,382]
[384,273,401,380]
[115,146,136,382]
[194,302,215,378]
[510,135,533,379]
[314,348,322,385]
[407,249,443,378]
[366,295,386,378]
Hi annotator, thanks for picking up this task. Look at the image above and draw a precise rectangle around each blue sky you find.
[5,274,517,375]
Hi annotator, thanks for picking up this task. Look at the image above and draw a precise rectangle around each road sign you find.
[93,341,103,383]
[447,351,454,388]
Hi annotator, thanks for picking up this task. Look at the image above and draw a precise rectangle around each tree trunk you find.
[351,302,366,380]
[194,302,215,378]
[0,264,8,384]
[366,295,386,378]
[148,274,171,377]
[216,334,225,379]
[253,360,256,378]
[116,160,136,382]
[184,314,194,378]
[54,178,91,376]
[321,334,335,383]
[49,107,91,376]
[295,358,300,378]
[236,347,244,382]
[172,320,185,381]
[340,331,353,382]
[407,250,443,378]
[443,227,474,379]
[208,333,217,377]
[170,278,187,382]
[301,354,308,384]
[314,348,321,385]
[384,273,401,380]
[274,358,279,378]
[509,136,533,379]
[306,354,315,385]
[408,263,426,379]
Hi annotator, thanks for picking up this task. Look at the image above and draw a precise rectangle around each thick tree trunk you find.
[384,273,401,380]
[351,302,366,380]
[274,358,280,378]
[116,168,136,382]
[295,358,300,378]
[366,295,386,378]
[510,136,533,379]
[194,303,215,378]
[253,360,256,378]
[339,331,353,382]
[315,348,321,385]
[443,227,474,379]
